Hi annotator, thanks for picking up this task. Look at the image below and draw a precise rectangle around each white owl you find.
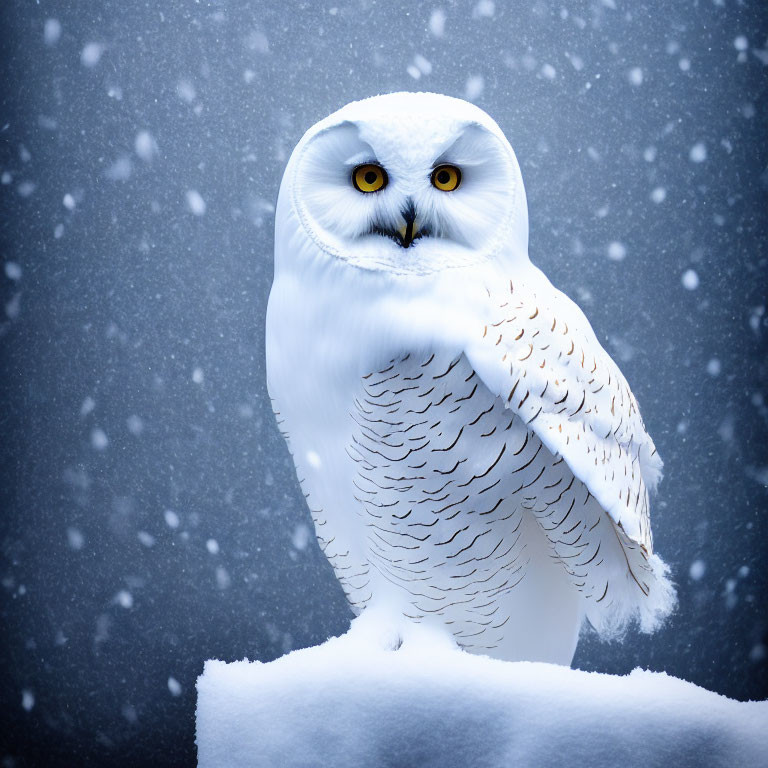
[266,92,675,665]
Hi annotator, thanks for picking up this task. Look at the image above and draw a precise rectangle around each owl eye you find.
[352,164,388,193]
[431,164,462,192]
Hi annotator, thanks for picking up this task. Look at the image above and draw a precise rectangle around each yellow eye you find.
[352,164,388,193]
[431,164,461,192]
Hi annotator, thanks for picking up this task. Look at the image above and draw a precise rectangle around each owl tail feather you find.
[582,520,677,641]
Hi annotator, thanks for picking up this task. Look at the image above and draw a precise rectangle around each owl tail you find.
[581,517,677,640]
[537,490,677,640]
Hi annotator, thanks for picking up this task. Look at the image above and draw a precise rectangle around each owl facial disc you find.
[288,92,532,274]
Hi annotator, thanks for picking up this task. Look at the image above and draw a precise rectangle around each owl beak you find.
[396,202,420,248]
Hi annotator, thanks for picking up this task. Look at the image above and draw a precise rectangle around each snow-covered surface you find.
[196,627,767,768]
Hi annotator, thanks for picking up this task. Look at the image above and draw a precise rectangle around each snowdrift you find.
[196,627,767,768]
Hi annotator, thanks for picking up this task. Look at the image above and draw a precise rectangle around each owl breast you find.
[334,350,598,653]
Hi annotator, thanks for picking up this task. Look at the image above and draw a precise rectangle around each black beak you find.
[396,200,418,248]
[370,199,425,249]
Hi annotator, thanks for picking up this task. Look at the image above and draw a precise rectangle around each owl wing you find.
[464,275,662,555]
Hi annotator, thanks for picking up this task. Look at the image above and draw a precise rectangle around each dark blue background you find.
[1,1,766,765]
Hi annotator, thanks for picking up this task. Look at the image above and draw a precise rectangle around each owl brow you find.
[433,125,501,167]
[344,151,378,167]
[432,150,487,168]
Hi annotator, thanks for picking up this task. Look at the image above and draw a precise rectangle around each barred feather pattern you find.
[319,349,666,652]
[469,279,663,552]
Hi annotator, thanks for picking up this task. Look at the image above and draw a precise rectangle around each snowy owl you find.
[266,92,675,665]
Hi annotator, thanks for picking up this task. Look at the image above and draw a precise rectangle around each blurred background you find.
[1,1,766,765]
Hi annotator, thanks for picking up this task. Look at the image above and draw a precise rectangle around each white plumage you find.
[267,92,675,665]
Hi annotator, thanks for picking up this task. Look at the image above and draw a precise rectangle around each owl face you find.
[286,93,528,276]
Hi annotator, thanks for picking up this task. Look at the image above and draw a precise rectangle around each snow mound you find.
[197,628,767,768]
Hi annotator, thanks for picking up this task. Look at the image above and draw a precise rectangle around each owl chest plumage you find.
[314,349,596,651]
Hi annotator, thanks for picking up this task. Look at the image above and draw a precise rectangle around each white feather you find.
[267,92,675,664]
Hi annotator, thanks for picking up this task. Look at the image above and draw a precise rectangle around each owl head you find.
[279,92,529,276]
